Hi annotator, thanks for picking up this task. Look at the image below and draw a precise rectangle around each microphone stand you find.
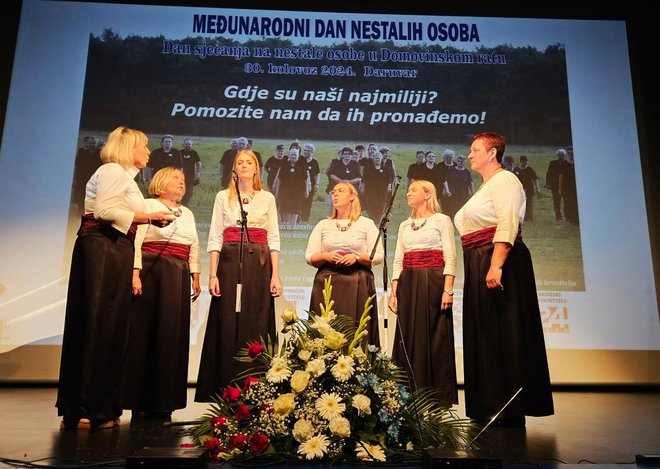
[370,176,401,356]
[233,173,253,314]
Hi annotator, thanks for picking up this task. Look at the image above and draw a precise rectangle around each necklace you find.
[240,192,255,205]
[336,220,353,232]
[410,218,427,231]
[158,198,182,217]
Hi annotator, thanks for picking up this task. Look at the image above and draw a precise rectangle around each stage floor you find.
[0,387,658,468]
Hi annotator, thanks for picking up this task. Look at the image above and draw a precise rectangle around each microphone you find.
[232,170,238,181]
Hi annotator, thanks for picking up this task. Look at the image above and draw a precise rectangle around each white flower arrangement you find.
[190,278,474,463]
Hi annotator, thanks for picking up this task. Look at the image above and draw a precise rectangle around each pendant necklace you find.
[240,192,255,205]
[410,218,427,231]
[336,220,353,232]
[159,199,182,217]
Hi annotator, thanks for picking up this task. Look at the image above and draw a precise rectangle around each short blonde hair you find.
[148,167,185,200]
[329,182,362,222]
[100,126,148,168]
[408,180,441,216]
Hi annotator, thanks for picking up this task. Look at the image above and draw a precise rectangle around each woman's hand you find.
[486,266,504,290]
[132,269,142,296]
[324,251,340,264]
[270,275,282,297]
[335,252,359,266]
[148,211,176,227]
[208,276,221,297]
[388,293,398,313]
[441,292,453,310]
[191,274,201,302]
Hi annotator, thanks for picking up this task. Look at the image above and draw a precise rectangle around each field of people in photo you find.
[77,134,584,291]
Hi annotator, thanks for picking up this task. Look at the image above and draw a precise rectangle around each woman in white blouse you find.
[125,167,201,419]
[454,132,553,427]
[57,127,175,430]
[388,180,457,405]
[305,182,383,346]
[195,150,281,402]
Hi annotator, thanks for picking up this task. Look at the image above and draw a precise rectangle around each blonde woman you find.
[389,180,457,405]
[305,182,383,345]
[125,167,201,419]
[57,127,175,430]
[195,150,281,402]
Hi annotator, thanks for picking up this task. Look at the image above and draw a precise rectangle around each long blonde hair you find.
[328,182,362,222]
[408,180,441,217]
[228,150,262,206]
[100,126,148,168]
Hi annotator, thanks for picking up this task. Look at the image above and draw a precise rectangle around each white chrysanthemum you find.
[273,393,296,416]
[306,358,326,377]
[315,392,346,420]
[328,416,351,437]
[331,355,355,381]
[355,442,386,462]
[352,394,372,415]
[266,356,292,383]
[297,434,330,460]
[292,419,314,443]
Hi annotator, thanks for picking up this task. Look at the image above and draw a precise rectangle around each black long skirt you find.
[462,241,554,420]
[309,265,380,347]
[56,224,133,421]
[392,267,458,406]
[122,253,190,413]
[195,242,275,402]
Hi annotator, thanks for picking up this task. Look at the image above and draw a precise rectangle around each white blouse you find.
[392,212,456,280]
[454,169,526,245]
[85,162,145,234]
[304,216,384,266]
[134,198,200,273]
[207,189,280,252]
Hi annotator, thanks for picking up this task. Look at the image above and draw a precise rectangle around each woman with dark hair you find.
[305,182,383,346]
[125,167,201,419]
[389,180,457,405]
[455,132,553,427]
[195,150,281,402]
[57,126,175,429]
[276,147,308,227]
[361,151,394,220]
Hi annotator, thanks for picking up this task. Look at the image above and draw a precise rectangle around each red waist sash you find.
[403,250,445,269]
[142,241,190,260]
[81,213,137,241]
[223,227,268,244]
[461,226,522,251]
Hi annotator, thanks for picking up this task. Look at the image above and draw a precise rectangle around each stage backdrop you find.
[0,0,658,384]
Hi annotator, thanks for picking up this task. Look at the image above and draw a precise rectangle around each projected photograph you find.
[67,23,584,304]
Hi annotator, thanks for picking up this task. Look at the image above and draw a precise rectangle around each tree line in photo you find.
[80,32,571,144]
